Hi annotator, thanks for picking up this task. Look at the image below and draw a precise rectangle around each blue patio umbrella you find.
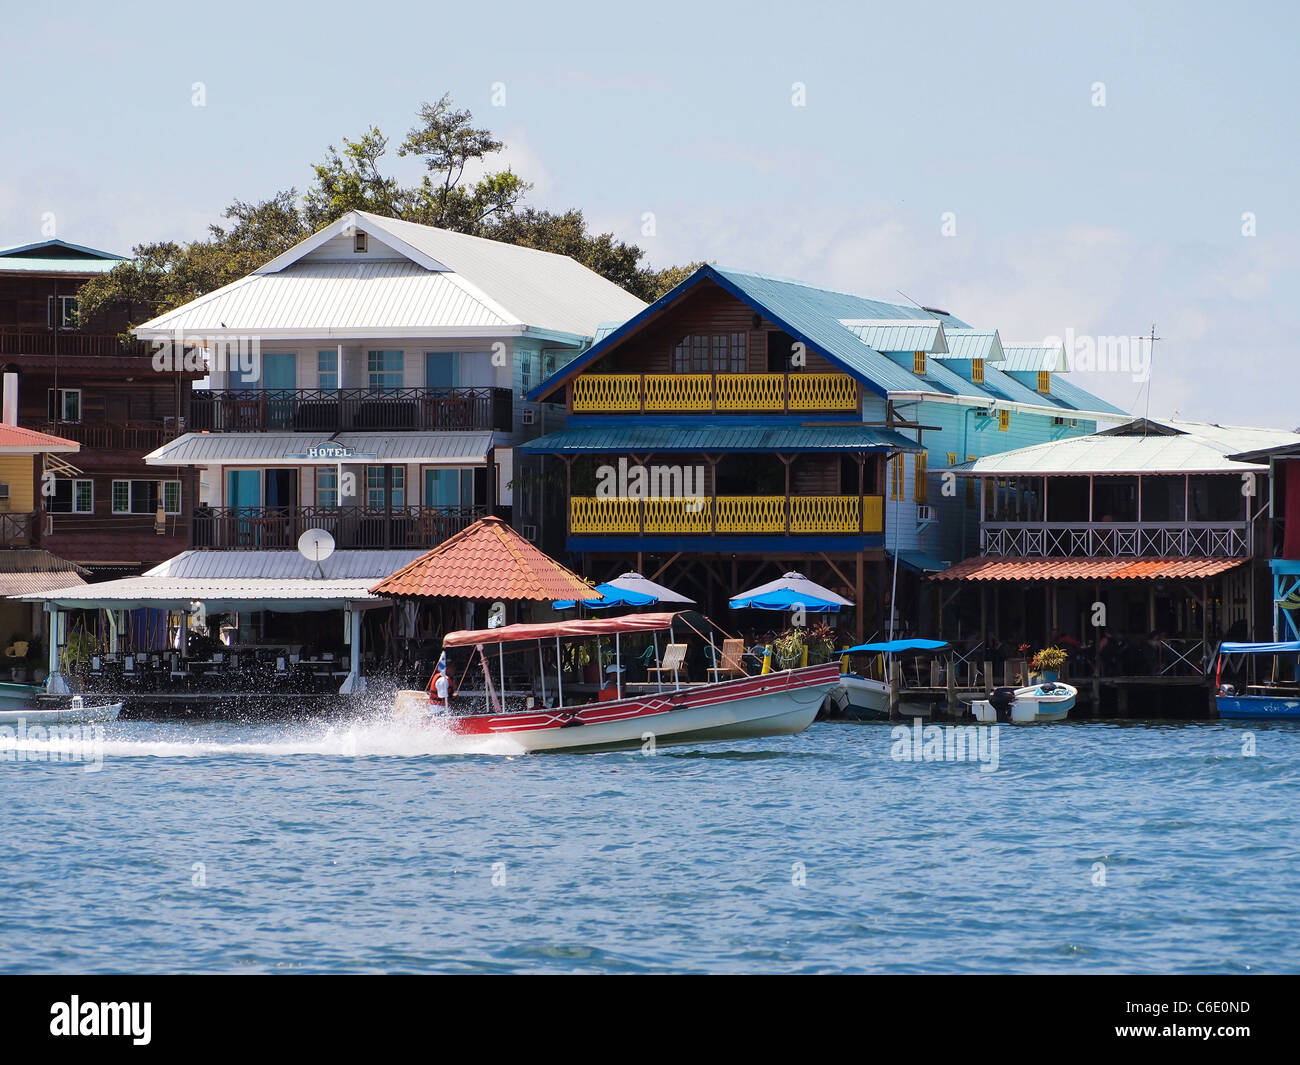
[553,583,658,610]
[729,571,853,612]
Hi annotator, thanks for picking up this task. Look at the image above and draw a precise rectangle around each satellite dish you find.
[298,528,336,563]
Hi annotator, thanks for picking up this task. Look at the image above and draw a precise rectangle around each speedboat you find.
[970,682,1076,724]
[825,639,951,720]
[1215,640,1300,720]
[0,695,123,726]
[395,611,840,752]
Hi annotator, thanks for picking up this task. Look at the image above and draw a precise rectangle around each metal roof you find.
[0,239,125,259]
[18,549,423,611]
[520,423,925,454]
[0,257,122,275]
[146,431,495,467]
[954,419,1300,475]
[932,557,1248,582]
[1000,343,1069,372]
[838,319,948,353]
[938,329,1005,362]
[136,210,647,341]
[0,423,80,454]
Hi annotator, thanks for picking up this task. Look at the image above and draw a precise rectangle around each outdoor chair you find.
[707,638,748,681]
[647,643,687,687]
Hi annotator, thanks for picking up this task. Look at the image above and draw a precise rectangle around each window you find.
[1037,370,1051,394]
[998,409,1011,432]
[520,351,534,395]
[48,478,93,514]
[424,467,475,507]
[367,350,403,392]
[425,352,460,390]
[972,358,985,384]
[365,466,405,508]
[913,451,928,504]
[112,480,180,514]
[890,456,906,501]
[47,388,81,422]
[673,333,747,374]
[48,295,78,329]
[317,351,338,391]
[316,468,339,508]
[543,352,557,379]
[354,231,368,253]
[913,351,926,375]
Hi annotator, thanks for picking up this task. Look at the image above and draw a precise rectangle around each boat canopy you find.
[443,611,681,648]
[843,638,951,654]
[1218,641,1300,655]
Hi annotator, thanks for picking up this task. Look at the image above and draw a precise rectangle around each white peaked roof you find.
[133,210,647,341]
[1001,343,1069,373]
[839,319,949,354]
[958,420,1300,476]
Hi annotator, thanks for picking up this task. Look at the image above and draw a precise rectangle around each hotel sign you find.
[287,444,378,461]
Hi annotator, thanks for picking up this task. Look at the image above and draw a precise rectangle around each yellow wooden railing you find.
[569,494,885,535]
[572,375,641,411]
[644,497,712,533]
[716,496,786,533]
[715,374,785,411]
[569,373,857,413]
[788,373,858,411]
[569,497,641,534]
[644,374,712,411]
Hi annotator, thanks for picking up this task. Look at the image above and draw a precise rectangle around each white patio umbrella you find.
[604,572,695,605]
[729,571,853,612]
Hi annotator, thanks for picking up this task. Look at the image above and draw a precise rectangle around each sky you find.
[2,0,1296,426]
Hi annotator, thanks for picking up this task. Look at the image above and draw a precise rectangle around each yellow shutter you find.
[913,451,928,503]
[998,409,1011,432]
[1037,370,1051,393]
[972,358,984,384]
[890,455,905,500]
[913,351,926,375]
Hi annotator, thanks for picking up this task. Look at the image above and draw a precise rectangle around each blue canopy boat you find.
[827,638,952,720]
[1215,641,1300,720]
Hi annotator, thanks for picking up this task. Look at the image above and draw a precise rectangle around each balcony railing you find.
[26,419,181,451]
[0,512,36,545]
[981,521,1252,558]
[192,504,486,549]
[570,495,883,536]
[0,330,152,358]
[571,373,859,413]
[189,387,513,433]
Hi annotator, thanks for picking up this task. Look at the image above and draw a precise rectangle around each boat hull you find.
[970,683,1076,724]
[400,663,840,752]
[827,674,891,720]
[0,701,123,726]
[1217,695,1300,720]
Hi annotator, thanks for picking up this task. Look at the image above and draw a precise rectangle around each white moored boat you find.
[0,695,123,727]
[970,682,1076,724]
[826,638,951,720]
[395,612,840,753]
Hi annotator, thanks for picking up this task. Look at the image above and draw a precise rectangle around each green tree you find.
[78,96,694,328]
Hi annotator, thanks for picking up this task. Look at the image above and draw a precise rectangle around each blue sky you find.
[3,0,1296,425]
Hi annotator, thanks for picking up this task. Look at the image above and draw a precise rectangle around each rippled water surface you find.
[2,705,1297,973]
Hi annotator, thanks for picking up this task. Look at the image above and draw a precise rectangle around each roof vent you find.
[354,231,368,253]
[921,305,949,317]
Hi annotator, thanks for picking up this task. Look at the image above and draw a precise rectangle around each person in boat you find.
[427,650,451,713]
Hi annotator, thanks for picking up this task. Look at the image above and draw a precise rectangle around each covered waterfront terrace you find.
[18,549,419,701]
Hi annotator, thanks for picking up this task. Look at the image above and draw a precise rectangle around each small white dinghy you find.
[970,682,1076,724]
[0,695,123,726]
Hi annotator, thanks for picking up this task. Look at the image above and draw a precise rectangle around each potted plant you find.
[1029,646,1068,682]
[804,622,837,664]
[773,628,807,669]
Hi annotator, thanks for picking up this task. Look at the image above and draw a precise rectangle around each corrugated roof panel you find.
[939,329,1005,362]
[147,549,421,580]
[146,431,495,467]
[521,424,923,453]
[1001,344,1069,372]
[839,319,948,353]
[932,557,1249,582]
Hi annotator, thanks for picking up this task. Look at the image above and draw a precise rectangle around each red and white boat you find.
[395,612,839,753]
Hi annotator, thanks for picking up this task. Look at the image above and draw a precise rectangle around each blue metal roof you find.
[839,319,948,353]
[520,423,924,454]
[938,329,1004,361]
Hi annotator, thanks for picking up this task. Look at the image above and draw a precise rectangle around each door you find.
[227,469,262,547]
[261,352,297,428]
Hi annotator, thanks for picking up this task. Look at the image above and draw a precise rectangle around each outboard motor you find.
[988,686,1017,722]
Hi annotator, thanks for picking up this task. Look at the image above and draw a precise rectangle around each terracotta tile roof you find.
[369,516,599,602]
[931,556,1249,582]
[0,423,79,452]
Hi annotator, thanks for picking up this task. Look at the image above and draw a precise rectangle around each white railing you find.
[980,522,1251,558]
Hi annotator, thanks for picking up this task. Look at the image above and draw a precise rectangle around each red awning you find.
[931,557,1248,582]
[443,611,683,648]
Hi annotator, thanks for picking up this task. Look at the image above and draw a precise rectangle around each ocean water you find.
[1,703,1297,974]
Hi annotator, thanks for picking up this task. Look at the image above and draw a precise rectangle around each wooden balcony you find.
[0,330,152,358]
[26,419,181,451]
[192,504,486,550]
[189,387,514,433]
[570,373,859,413]
[0,512,36,546]
[981,521,1252,558]
[569,495,884,536]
